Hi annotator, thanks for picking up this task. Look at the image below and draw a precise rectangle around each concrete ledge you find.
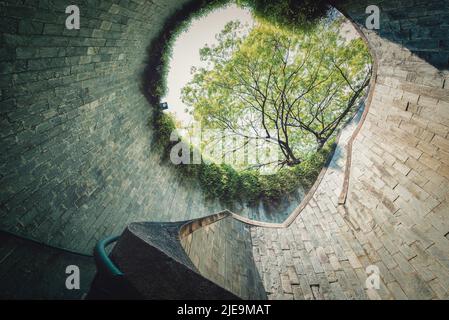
[107,219,240,299]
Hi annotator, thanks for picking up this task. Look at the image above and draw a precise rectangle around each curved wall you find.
[342,0,449,298]
[0,0,364,254]
[342,0,449,232]
[1,0,448,300]
[0,0,228,254]
[180,213,266,299]
[251,0,449,300]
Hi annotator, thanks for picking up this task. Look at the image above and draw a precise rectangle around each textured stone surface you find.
[109,220,240,299]
[251,0,449,300]
[0,0,229,254]
[0,0,448,300]
[0,0,304,254]
[181,215,266,299]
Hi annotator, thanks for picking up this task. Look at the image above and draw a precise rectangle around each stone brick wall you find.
[1,0,448,300]
[180,215,266,299]
[251,0,449,300]
[342,0,449,213]
[345,0,449,297]
[0,0,231,254]
[0,0,308,255]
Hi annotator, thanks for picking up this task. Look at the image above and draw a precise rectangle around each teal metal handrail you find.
[94,236,124,276]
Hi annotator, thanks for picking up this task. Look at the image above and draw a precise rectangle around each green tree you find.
[182,18,372,170]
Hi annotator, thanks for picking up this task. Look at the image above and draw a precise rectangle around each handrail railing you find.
[94,235,123,277]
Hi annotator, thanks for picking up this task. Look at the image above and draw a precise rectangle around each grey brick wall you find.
[0,0,229,254]
[0,0,313,255]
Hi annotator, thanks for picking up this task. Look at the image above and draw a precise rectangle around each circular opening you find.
[146,0,373,222]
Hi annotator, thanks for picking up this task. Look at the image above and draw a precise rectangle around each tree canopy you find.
[182,17,372,171]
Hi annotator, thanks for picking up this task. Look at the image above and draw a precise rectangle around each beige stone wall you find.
[180,215,266,299]
[251,0,449,300]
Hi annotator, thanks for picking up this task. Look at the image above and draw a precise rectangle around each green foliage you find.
[237,0,334,31]
[144,0,333,105]
[183,17,371,168]
[146,0,356,206]
[152,112,335,205]
[153,111,175,146]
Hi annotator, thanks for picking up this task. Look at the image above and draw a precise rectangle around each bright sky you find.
[162,4,254,127]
